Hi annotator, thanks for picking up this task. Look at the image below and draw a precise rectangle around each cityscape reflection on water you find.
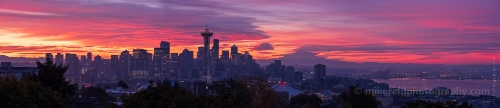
[373,78,499,97]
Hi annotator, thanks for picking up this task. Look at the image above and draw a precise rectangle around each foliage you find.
[290,93,323,108]
[82,87,108,98]
[32,58,78,98]
[401,99,473,108]
[116,80,129,89]
[122,80,199,108]
[338,86,381,108]
[211,78,252,107]
[0,75,71,107]
[123,77,285,108]
[243,77,286,108]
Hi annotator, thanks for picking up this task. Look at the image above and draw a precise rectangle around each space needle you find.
[201,29,213,83]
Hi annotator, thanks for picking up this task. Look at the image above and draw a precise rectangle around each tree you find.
[82,87,108,97]
[401,99,473,108]
[338,86,381,108]
[116,80,129,89]
[0,75,70,107]
[211,78,252,108]
[33,58,78,99]
[243,77,286,108]
[290,93,322,108]
[122,80,199,108]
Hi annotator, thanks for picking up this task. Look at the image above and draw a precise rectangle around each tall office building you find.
[131,49,149,80]
[65,53,79,75]
[220,50,230,76]
[45,53,53,61]
[110,55,119,72]
[179,49,194,79]
[167,53,179,79]
[87,52,92,62]
[197,46,205,60]
[294,71,303,83]
[119,50,131,80]
[201,29,213,83]
[160,41,170,49]
[94,55,102,74]
[314,64,326,83]
[286,65,295,82]
[212,39,219,59]
[55,53,64,65]
[231,44,238,54]
[80,55,87,63]
[153,48,169,79]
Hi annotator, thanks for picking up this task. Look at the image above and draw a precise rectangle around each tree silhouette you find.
[0,75,70,107]
[290,93,322,108]
[338,86,381,108]
[33,58,78,99]
[211,78,252,108]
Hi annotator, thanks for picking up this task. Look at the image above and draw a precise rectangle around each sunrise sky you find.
[0,0,499,64]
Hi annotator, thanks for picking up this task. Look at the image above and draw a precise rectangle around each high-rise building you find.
[55,53,64,65]
[131,49,149,80]
[167,53,179,79]
[179,49,194,79]
[65,53,79,75]
[197,46,205,60]
[231,44,238,54]
[110,55,119,72]
[212,39,219,59]
[94,55,102,74]
[87,52,92,62]
[80,55,87,63]
[220,50,230,76]
[286,65,295,82]
[314,64,326,83]
[119,50,130,80]
[160,41,170,49]
[153,48,169,79]
[45,53,53,61]
[294,71,303,83]
[171,53,179,61]
[201,29,213,83]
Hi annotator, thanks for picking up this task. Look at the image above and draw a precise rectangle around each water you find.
[373,78,499,97]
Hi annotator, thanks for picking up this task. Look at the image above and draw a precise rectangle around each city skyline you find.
[1,0,500,65]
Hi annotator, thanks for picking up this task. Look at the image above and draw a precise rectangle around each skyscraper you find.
[110,55,119,72]
[55,53,64,65]
[87,52,92,62]
[294,71,303,83]
[94,55,102,74]
[168,53,179,79]
[45,53,53,61]
[131,49,149,80]
[160,41,170,49]
[286,65,295,82]
[65,53,79,75]
[119,50,130,80]
[314,64,326,83]
[220,50,230,76]
[212,39,219,59]
[231,44,238,54]
[80,55,87,63]
[201,29,213,83]
[179,49,194,79]
[153,48,169,79]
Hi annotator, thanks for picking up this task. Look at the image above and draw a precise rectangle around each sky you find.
[0,0,499,65]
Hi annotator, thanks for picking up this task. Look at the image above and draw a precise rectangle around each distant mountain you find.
[256,51,444,71]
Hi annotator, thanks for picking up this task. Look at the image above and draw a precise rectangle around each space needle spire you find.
[201,28,213,83]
